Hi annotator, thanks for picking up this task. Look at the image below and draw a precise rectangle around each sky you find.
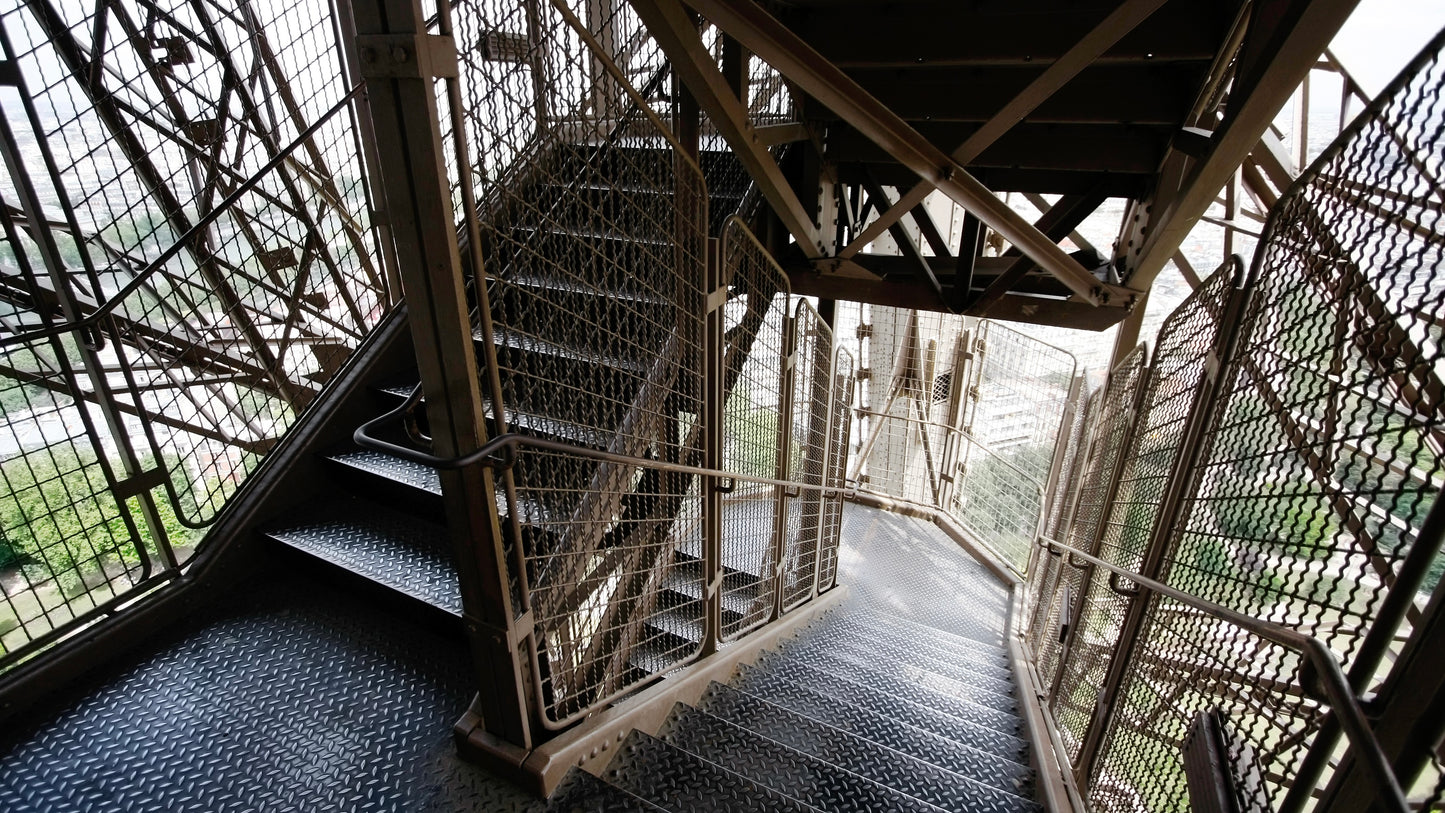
[1332,0,1445,94]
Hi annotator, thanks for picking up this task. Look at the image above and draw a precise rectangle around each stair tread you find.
[751,653,1028,757]
[498,270,673,307]
[791,630,1019,695]
[262,499,460,616]
[794,642,1021,712]
[545,768,664,812]
[699,682,1039,812]
[375,383,615,450]
[487,325,652,375]
[821,611,1014,669]
[845,606,1011,651]
[604,730,824,813]
[730,665,1032,792]
[660,704,948,813]
[324,448,441,495]
[765,647,1024,736]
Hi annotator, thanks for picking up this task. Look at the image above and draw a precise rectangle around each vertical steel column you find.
[343,0,532,761]
[1073,268,1254,785]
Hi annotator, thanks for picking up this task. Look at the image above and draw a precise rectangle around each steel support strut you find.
[343,0,533,767]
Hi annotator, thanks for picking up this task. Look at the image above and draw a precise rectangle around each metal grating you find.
[816,346,855,592]
[0,0,387,667]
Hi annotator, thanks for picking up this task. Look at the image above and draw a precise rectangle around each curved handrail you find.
[1038,535,1409,813]
[0,86,364,349]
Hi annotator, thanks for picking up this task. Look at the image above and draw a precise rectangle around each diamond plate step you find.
[263,499,461,617]
[375,383,615,451]
[788,630,1019,697]
[659,703,948,813]
[750,653,1027,758]
[729,665,1032,793]
[814,612,1014,673]
[793,641,1021,714]
[323,447,443,516]
[545,767,664,812]
[761,646,1023,736]
[603,730,823,813]
[844,606,1013,654]
[698,683,1039,812]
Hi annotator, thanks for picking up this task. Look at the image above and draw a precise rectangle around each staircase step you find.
[659,703,947,813]
[628,625,705,677]
[799,642,1022,713]
[729,665,1032,793]
[823,610,1013,669]
[659,564,756,627]
[789,630,1019,696]
[750,653,1028,758]
[374,382,615,451]
[322,448,444,516]
[699,683,1040,812]
[603,730,824,813]
[546,767,664,812]
[262,499,460,616]
[763,647,1024,736]
[845,606,1012,652]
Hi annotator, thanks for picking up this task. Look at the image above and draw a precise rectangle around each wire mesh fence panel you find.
[1049,345,1148,759]
[780,300,833,611]
[853,307,966,506]
[944,432,1045,572]
[816,346,855,593]
[437,0,711,725]
[1091,32,1445,810]
[0,1,387,665]
[964,321,1077,483]
[717,217,789,641]
[1043,379,1092,542]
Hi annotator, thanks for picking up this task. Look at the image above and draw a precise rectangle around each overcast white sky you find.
[1333,0,1445,93]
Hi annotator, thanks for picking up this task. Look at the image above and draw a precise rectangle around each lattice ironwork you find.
[717,216,789,641]
[0,0,387,665]
[1087,30,1445,811]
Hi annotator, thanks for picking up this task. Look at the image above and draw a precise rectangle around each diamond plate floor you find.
[0,575,535,813]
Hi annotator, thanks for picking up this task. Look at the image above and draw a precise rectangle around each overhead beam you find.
[629,0,825,256]
[968,188,1109,315]
[837,0,1170,259]
[1122,0,1359,292]
[859,170,947,309]
[686,0,1127,306]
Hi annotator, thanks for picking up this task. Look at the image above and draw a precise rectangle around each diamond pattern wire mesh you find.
[1048,345,1147,759]
[817,346,855,592]
[0,1,386,665]
[717,217,790,640]
[781,301,833,610]
[1085,33,1445,811]
[433,0,711,726]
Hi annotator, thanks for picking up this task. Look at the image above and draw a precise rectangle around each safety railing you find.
[0,0,390,667]
[1017,29,1445,812]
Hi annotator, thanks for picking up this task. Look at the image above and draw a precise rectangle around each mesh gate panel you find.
[781,301,832,610]
[717,217,789,641]
[817,346,855,592]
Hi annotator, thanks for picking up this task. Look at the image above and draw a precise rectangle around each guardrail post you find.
[343,0,533,766]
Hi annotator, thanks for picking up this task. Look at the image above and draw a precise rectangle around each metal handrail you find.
[352,383,852,498]
[1038,535,1410,813]
[0,85,364,349]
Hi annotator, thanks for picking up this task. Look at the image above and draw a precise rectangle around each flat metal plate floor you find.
[0,504,1011,812]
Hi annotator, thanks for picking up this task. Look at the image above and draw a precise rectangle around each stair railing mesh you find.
[816,345,855,592]
[0,0,388,667]
[780,300,834,611]
[1020,30,1445,811]
[717,216,790,641]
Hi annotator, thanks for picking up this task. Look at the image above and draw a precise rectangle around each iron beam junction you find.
[681,0,1137,311]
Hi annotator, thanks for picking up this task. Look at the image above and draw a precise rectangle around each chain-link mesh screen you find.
[0,1,386,665]
[780,300,832,611]
[1050,345,1147,758]
[816,345,855,592]
[436,0,710,726]
[1088,32,1445,811]
[717,217,789,640]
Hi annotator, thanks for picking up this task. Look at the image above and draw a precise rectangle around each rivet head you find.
[391,45,410,62]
